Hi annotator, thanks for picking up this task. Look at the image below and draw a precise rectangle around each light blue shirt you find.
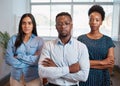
[5,34,44,82]
[38,37,90,85]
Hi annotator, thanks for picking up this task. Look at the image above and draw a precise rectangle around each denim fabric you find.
[5,34,44,82]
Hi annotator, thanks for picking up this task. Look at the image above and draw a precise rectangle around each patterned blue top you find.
[77,34,115,86]
[5,34,44,82]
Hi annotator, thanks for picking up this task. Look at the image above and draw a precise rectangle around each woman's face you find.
[22,16,33,35]
[89,12,102,31]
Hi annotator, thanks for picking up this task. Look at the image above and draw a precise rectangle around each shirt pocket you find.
[28,45,38,54]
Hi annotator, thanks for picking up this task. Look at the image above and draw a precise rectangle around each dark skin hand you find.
[42,58,57,67]
[42,58,80,73]
[69,62,80,73]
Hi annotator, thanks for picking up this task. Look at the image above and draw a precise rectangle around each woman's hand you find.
[101,56,114,66]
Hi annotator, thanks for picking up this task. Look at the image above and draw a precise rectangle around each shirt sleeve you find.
[107,36,115,48]
[16,37,44,65]
[61,44,90,82]
[38,42,69,79]
[17,54,39,65]
[5,36,29,68]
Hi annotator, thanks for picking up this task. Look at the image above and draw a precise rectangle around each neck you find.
[87,31,103,39]
[89,30,102,35]
[25,33,32,38]
[23,33,32,42]
[59,35,71,44]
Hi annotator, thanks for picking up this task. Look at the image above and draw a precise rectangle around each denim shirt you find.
[5,34,44,82]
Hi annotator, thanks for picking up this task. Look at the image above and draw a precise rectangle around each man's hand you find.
[42,58,57,67]
[34,50,40,56]
[69,62,80,73]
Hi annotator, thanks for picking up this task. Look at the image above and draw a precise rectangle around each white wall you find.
[0,0,30,79]
[0,0,30,36]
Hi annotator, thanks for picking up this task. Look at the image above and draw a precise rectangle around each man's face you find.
[56,15,73,38]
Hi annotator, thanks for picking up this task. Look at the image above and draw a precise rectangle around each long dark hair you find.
[14,13,37,50]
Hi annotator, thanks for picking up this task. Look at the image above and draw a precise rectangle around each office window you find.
[73,0,93,2]
[52,0,71,2]
[31,0,50,3]
[31,1,113,37]
[73,0,113,2]
[96,0,113,2]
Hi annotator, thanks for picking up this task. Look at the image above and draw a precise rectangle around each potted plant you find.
[0,31,10,55]
[0,31,10,84]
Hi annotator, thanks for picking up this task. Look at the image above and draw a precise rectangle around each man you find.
[38,12,90,86]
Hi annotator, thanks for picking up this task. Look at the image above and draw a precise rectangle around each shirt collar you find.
[30,34,36,38]
[56,37,73,45]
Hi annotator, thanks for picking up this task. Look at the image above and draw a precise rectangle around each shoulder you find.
[9,34,17,41]
[103,35,113,41]
[7,34,17,45]
[35,36,44,42]
[73,38,87,48]
[11,34,17,39]
[78,34,86,37]
[32,35,44,42]
[103,35,115,47]
[42,40,56,50]
[77,34,86,40]
[73,39,88,53]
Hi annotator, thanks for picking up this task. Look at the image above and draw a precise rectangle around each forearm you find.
[90,59,114,69]
[90,60,101,66]
[62,68,89,82]
[5,54,29,68]
[16,54,39,65]
[38,65,69,79]
[62,61,89,82]
[91,64,114,69]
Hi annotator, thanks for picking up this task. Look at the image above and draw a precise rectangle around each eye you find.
[56,23,62,26]
[22,22,26,25]
[28,22,32,25]
[65,22,70,25]
[56,22,71,26]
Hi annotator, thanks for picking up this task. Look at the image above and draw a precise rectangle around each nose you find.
[90,20,97,26]
[24,23,29,28]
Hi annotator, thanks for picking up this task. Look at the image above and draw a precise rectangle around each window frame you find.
[30,0,113,38]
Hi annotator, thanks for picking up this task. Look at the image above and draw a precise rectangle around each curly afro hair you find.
[88,5,105,21]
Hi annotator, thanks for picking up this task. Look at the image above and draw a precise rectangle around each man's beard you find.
[59,33,68,38]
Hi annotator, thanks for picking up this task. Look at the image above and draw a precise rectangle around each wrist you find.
[99,60,104,66]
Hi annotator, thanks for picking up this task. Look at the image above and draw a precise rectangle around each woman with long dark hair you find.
[5,13,44,86]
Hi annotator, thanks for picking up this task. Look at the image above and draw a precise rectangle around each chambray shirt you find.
[38,37,90,85]
[5,34,44,82]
